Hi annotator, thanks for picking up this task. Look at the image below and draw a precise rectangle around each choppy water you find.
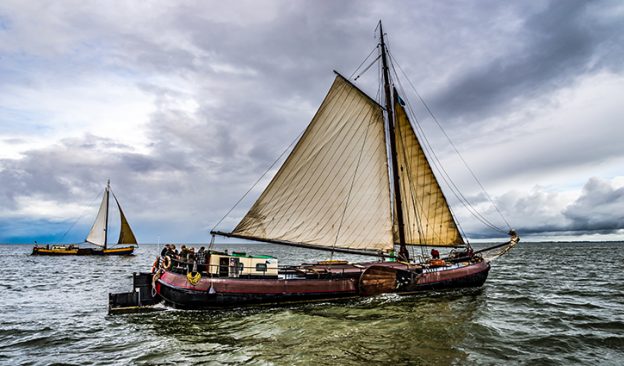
[1,242,623,365]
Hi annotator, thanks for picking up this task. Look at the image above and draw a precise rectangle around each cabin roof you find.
[229,251,276,259]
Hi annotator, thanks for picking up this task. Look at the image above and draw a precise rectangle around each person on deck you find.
[171,246,177,258]
[179,245,188,260]
[186,247,196,272]
[196,247,206,264]
[187,247,196,262]
[167,245,178,261]
[161,244,169,257]
[431,249,440,259]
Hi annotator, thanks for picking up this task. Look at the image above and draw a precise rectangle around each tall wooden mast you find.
[379,21,409,261]
[104,179,110,250]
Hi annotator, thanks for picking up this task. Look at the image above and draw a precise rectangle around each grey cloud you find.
[2,137,25,144]
[432,0,624,124]
[0,135,152,207]
[465,177,624,238]
[563,177,624,232]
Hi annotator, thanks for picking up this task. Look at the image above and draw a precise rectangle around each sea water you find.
[0,242,622,365]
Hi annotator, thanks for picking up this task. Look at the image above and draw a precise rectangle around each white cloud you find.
[3,74,153,150]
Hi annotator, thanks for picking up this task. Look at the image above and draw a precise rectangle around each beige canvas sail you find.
[232,75,394,251]
[114,194,138,245]
[393,99,464,246]
[86,188,108,246]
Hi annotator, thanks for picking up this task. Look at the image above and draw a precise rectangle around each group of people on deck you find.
[160,244,207,264]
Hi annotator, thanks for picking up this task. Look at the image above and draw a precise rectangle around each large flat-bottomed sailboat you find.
[148,22,519,310]
[32,180,138,256]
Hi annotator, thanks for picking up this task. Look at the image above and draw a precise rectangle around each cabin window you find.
[255,263,267,272]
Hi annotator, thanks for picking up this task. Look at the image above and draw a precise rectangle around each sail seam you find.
[332,112,372,251]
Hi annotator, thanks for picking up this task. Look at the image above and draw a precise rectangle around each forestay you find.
[232,75,394,251]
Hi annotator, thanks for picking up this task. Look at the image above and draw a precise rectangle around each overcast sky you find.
[1,0,623,244]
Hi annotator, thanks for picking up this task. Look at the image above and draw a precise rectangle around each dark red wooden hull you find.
[157,274,358,309]
[156,260,490,309]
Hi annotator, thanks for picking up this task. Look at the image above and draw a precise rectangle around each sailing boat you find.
[152,22,519,309]
[32,180,138,256]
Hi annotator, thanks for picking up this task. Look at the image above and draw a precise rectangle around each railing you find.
[164,257,278,278]
[161,257,360,279]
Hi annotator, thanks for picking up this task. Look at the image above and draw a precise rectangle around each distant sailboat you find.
[32,180,138,256]
[146,22,519,309]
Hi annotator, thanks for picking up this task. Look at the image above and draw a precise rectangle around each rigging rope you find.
[387,50,510,233]
[395,71,503,234]
[354,55,381,81]
[391,58,507,234]
[59,213,87,243]
[349,45,380,80]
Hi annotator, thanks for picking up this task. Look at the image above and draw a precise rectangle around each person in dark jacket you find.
[196,247,206,264]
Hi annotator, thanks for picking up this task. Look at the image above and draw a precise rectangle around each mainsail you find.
[232,75,394,251]
[86,187,109,247]
[393,96,464,246]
